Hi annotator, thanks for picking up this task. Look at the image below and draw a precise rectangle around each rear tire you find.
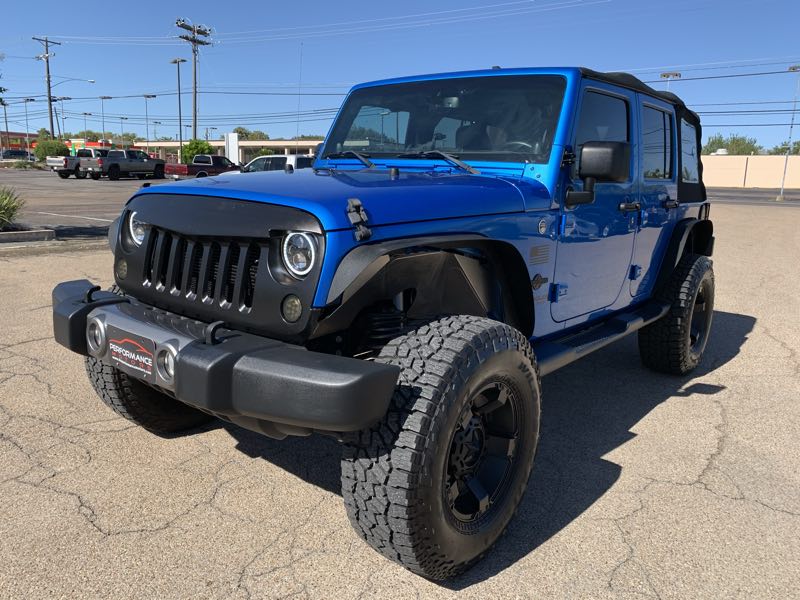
[341,315,541,580]
[108,165,120,180]
[638,253,714,375]
[153,164,165,179]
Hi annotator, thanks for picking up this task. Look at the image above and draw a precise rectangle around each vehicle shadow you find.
[223,310,755,585]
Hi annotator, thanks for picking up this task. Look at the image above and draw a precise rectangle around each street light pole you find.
[778,65,800,202]
[82,113,92,147]
[143,94,156,154]
[55,96,71,139]
[660,71,681,91]
[171,58,187,163]
[23,98,35,155]
[153,121,162,141]
[204,126,216,141]
[99,96,112,146]
[119,116,127,148]
[0,100,9,154]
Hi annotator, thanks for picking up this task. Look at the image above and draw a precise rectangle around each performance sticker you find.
[106,326,155,380]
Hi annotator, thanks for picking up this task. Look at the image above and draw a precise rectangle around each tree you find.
[34,139,69,161]
[768,140,800,155]
[181,139,214,164]
[256,148,275,157]
[290,134,324,141]
[232,127,269,141]
[702,133,762,155]
[36,128,52,141]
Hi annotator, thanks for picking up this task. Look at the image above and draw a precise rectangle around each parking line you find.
[32,212,114,223]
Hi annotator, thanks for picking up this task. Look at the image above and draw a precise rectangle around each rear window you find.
[680,120,700,183]
[194,155,212,164]
[76,149,91,158]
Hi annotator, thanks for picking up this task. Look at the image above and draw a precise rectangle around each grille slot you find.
[142,228,263,311]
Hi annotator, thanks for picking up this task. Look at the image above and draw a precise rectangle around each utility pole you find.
[32,36,61,137]
[176,18,212,140]
[0,87,9,153]
[778,65,800,202]
[0,99,9,154]
[55,96,71,139]
[171,58,187,162]
[143,94,156,154]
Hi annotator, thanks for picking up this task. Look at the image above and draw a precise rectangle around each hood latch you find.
[346,198,372,241]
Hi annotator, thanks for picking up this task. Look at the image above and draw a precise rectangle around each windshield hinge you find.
[561,147,576,168]
[346,198,372,241]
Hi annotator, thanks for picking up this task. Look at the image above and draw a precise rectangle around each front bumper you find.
[52,279,399,437]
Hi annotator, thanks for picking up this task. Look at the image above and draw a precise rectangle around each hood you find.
[134,168,528,231]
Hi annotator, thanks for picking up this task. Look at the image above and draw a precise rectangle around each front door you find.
[551,84,638,322]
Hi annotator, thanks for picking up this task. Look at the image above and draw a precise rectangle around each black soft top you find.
[580,67,705,202]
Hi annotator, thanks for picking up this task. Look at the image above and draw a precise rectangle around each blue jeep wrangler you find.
[52,67,714,579]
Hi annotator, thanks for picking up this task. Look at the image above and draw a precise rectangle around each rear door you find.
[630,97,677,297]
[551,83,639,322]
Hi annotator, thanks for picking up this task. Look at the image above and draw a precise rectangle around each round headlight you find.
[282,232,316,278]
[127,211,147,247]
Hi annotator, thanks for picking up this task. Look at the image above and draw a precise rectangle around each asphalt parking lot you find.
[0,173,799,598]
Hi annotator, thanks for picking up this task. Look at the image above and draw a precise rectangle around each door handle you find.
[618,201,641,212]
[662,198,680,209]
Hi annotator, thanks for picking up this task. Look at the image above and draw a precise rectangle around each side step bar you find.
[534,301,670,376]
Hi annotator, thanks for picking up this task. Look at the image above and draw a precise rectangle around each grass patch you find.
[0,186,26,231]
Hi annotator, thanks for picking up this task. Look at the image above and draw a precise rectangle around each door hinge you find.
[549,283,568,302]
[346,198,372,241]
[561,147,576,167]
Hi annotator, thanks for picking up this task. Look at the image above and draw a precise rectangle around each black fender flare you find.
[317,234,533,338]
[654,217,714,293]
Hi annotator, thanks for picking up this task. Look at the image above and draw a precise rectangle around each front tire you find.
[638,253,715,374]
[74,167,87,179]
[57,171,70,179]
[341,316,541,580]
[85,357,213,434]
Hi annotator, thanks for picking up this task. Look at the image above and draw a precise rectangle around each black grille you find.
[143,228,262,312]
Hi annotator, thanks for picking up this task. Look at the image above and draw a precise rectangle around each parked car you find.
[82,149,165,180]
[164,154,239,178]
[236,154,315,173]
[52,67,713,580]
[2,149,35,161]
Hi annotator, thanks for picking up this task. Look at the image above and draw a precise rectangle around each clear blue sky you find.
[2,0,799,148]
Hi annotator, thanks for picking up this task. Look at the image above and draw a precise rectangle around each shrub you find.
[34,139,70,162]
[181,139,214,164]
[0,186,26,231]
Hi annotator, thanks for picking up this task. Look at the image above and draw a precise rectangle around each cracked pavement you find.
[0,203,798,599]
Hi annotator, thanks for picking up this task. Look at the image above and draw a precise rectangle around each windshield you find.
[324,75,566,164]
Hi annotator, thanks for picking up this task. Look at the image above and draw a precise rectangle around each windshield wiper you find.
[396,150,480,175]
[324,150,374,168]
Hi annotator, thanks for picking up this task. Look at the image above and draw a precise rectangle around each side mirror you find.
[566,141,630,207]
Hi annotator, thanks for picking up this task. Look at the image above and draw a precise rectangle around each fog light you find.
[156,348,177,382]
[86,319,106,356]
[281,294,302,323]
[115,258,128,280]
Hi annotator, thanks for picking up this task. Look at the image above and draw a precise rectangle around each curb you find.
[0,238,108,257]
[0,229,56,243]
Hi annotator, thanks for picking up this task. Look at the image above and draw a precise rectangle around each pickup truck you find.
[82,149,166,180]
[52,67,713,580]
[164,154,239,178]
[46,155,81,178]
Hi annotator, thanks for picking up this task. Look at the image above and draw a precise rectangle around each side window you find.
[251,157,267,171]
[642,106,673,179]
[574,91,629,178]
[194,155,211,164]
[680,120,700,183]
[269,157,287,170]
[295,157,314,169]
